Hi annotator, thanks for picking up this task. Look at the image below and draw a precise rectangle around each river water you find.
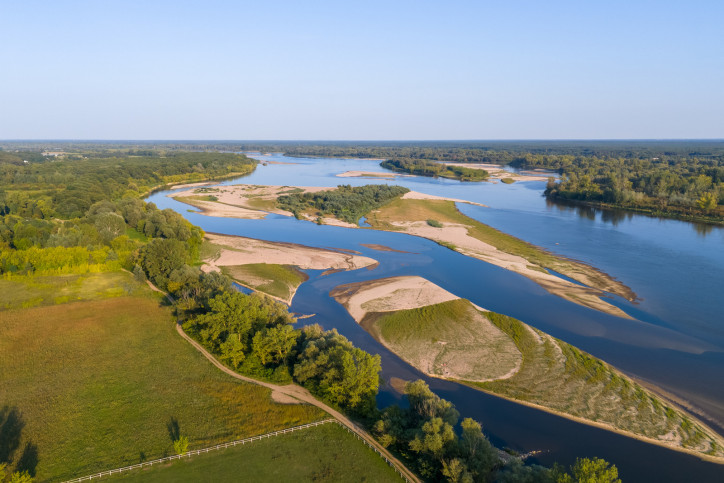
[147,154,724,481]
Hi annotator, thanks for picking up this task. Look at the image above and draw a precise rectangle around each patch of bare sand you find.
[330,276,459,322]
[392,221,631,319]
[402,191,487,207]
[440,162,551,182]
[336,170,399,179]
[203,233,377,274]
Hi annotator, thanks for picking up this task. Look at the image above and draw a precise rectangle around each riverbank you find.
[329,276,724,463]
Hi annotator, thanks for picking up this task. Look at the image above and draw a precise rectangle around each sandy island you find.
[330,276,522,383]
[440,162,552,182]
[379,219,631,318]
[203,233,377,274]
[330,276,724,462]
[336,170,400,179]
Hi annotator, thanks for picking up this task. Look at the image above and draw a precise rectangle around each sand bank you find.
[203,233,377,274]
[336,170,400,179]
[401,190,487,206]
[386,220,630,318]
[440,162,551,182]
[330,275,459,322]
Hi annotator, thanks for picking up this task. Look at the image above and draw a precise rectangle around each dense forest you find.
[277,184,410,224]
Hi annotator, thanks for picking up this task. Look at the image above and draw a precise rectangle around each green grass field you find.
[362,299,520,382]
[0,272,147,309]
[367,198,634,299]
[112,423,402,482]
[0,277,325,481]
[221,263,307,303]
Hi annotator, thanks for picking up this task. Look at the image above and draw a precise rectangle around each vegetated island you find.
[174,183,634,318]
[200,233,378,304]
[330,276,724,462]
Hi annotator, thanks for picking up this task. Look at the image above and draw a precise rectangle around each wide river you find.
[148,154,724,481]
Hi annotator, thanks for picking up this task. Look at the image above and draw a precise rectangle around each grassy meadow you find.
[0,274,326,481]
[476,313,723,456]
[362,299,520,382]
[0,272,147,309]
[221,263,307,303]
[112,423,402,482]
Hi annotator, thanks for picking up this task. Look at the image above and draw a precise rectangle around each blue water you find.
[147,154,724,481]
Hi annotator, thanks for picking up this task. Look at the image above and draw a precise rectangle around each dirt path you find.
[145,281,418,482]
[174,323,419,482]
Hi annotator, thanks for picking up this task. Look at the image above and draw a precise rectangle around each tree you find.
[9,471,33,483]
[696,192,717,212]
[553,457,620,483]
[173,436,189,455]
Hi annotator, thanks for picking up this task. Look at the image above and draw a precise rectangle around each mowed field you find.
[0,274,326,481]
[113,423,402,482]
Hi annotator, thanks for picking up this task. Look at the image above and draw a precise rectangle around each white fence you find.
[62,419,411,482]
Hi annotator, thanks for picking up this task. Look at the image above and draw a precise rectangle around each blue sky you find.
[1,0,722,139]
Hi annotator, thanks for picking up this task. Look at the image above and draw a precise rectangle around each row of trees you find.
[277,184,410,224]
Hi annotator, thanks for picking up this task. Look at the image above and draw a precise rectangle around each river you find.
[147,153,724,481]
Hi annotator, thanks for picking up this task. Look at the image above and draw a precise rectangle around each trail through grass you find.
[0,280,325,481]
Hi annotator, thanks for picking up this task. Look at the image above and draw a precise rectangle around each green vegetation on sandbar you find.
[500,177,515,184]
[277,184,409,224]
[221,263,307,303]
[367,197,634,299]
[362,299,520,382]
[475,312,722,455]
[112,423,402,483]
[381,159,489,181]
[0,280,325,481]
[360,297,723,458]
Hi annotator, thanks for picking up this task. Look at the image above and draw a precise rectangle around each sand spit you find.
[336,170,400,179]
[330,276,459,322]
[389,220,630,318]
[203,233,377,274]
[402,191,487,206]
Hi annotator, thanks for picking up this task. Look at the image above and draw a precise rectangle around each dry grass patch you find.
[362,299,521,382]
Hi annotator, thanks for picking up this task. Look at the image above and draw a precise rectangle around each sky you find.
[1,0,723,140]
